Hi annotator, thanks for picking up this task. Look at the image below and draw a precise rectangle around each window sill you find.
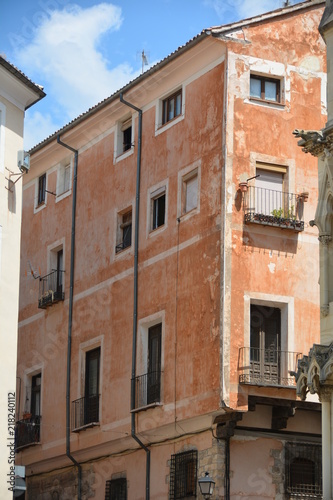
[34,201,46,214]
[179,207,199,221]
[155,114,184,136]
[56,189,71,203]
[72,422,100,433]
[115,245,132,257]
[148,224,166,237]
[248,97,285,109]
[131,402,163,413]
[114,147,134,164]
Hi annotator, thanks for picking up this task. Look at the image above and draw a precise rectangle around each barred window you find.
[169,450,197,499]
[285,442,322,498]
[105,477,127,500]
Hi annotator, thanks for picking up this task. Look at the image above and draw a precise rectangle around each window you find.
[116,209,132,253]
[182,170,198,214]
[250,305,281,385]
[31,373,41,417]
[250,75,281,103]
[285,442,322,498]
[116,116,133,158]
[57,163,71,196]
[255,167,285,216]
[163,89,182,125]
[105,478,127,500]
[150,187,166,231]
[169,450,197,499]
[122,121,132,153]
[84,347,100,425]
[147,324,162,405]
[38,173,46,205]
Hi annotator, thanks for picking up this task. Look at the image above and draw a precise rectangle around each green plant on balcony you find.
[271,205,295,220]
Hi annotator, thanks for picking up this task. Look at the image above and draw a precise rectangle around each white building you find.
[0,55,45,499]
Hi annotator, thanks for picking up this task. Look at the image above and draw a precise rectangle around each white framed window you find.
[34,172,48,213]
[178,162,201,218]
[156,86,185,134]
[243,293,295,386]
[114,115,134,161]
[56,161,71,200]
[74,336,103,430]
[136,312,165,409]
[148,181,168,234]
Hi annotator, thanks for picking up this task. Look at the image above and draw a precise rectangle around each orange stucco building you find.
[16,1,327,498]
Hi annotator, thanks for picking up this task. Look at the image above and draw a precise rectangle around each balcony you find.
[71,394,99,431]
[239,347,302,387]
[15,415,41,450]
[38,269,65,309]
[132,371,162,409]
[244,186,304,231]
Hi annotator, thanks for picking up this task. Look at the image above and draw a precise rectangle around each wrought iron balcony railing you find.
[71,394,99,431]
[15,415,41,450]
[239,347,302,387]
[38,269,65,309]
[244,186,304,231]
[132,371,162,409]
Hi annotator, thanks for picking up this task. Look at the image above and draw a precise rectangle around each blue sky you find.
[1,0,303,149]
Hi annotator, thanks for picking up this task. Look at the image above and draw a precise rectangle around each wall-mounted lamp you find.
[238,181,248,193]
[198,472,215,498]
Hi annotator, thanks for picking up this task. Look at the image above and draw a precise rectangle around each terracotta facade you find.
[16,1,326,498]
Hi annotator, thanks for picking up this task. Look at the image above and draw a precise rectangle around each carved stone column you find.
[319,235,331,317]
[319,387,333,499]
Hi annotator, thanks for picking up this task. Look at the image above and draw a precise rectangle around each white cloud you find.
[15,3,143,145]
[204,0,292,23]
[23,111,60,150]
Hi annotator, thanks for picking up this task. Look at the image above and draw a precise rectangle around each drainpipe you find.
[119,93,150,500]
[57,135,82,500]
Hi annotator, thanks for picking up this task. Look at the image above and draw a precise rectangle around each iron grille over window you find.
[285,442,322,498]
[105,477,127,500]
[169,450,197,499]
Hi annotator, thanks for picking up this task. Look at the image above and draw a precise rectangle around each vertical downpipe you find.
[119,93,150,500]
[57,135,82,500]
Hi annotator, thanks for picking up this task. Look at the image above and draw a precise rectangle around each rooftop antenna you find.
[283,0,291,6]
[141,50,148,74]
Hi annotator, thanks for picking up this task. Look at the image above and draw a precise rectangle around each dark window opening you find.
[152,193,165,230]
[250,305,281,384]
[84,347,100,425]
[116,210,132,253]
[285,442,322,498]
[123,125,132,152]
[38,174,46,205]
[147,324,162,404]
[31,373,41,417]
[162,89,182,125]
[169,450,197,499]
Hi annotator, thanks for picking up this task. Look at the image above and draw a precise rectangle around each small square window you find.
[169,450,197,499]
[150,187,166,231]
[162,89,182,125]
[182,170,198,215]
[116,209,132,253]
[38,174,46,206]
[105,477,127,500]
[250,75,281,103]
